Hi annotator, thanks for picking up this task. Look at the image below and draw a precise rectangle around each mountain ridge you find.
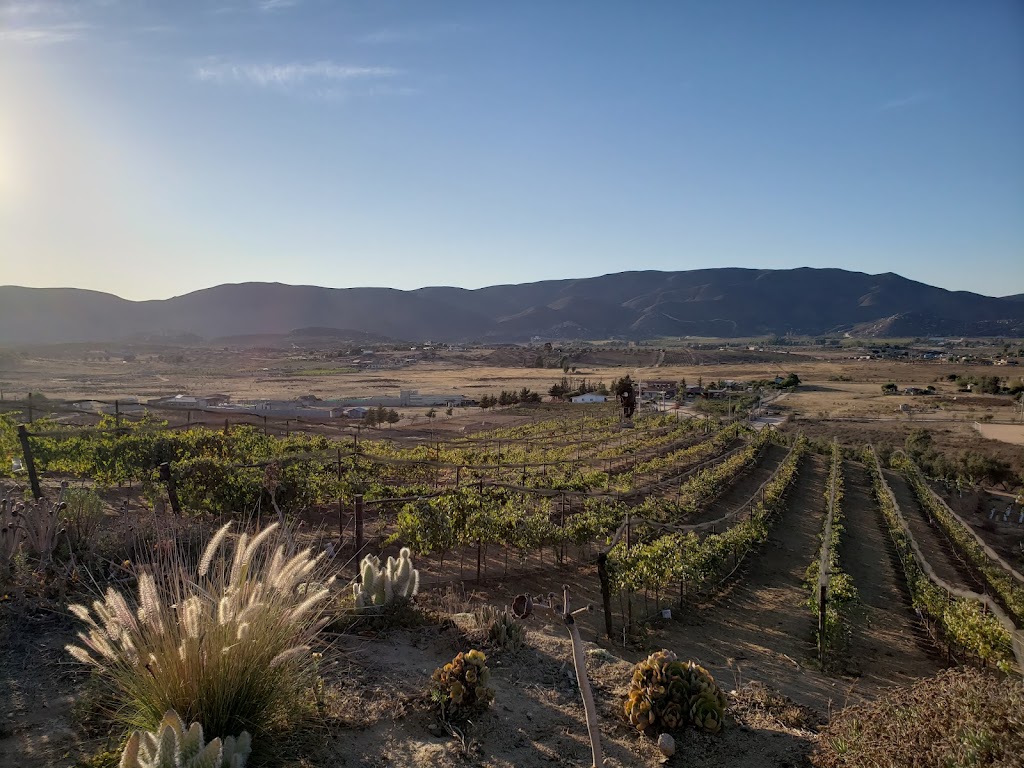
[2,268,1022,345]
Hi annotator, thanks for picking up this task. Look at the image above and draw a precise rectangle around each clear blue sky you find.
[2,0,1022,300]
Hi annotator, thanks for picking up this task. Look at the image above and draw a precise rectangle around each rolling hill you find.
[1,268,1022,345]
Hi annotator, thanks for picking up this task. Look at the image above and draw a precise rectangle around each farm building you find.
[570,393,608,404]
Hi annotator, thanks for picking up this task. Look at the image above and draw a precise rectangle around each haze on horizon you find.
[1,0,1022,301]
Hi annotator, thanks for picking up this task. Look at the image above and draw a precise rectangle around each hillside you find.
[2,268,1023,345]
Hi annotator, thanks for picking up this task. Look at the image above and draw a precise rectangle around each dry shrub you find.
[729,681,822,732]
[65,521,336,743]
[813,668,1024,768]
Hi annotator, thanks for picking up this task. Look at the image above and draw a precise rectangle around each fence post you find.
[27,392,34,424]
[476,538,483,584]
[354,494,364,558]
[338,496,344,546]
[818,583,827,665]
[17,425,42,500]
[159,461,181,514]
[115,400,121,428]
[597,552,614,640]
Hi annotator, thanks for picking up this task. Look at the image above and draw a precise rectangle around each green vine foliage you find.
[805,441,858,659]
[863,448,1013,668]
[892,453,1024,626]
[608,435,808,602]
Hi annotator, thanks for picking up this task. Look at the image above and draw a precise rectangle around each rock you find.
[657,732,676,757]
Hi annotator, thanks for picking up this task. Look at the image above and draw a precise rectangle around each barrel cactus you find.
[119,709,251,768]
[624,650,726,736]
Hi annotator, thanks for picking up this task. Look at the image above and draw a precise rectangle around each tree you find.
[426,408,437,423]
[385,409,401,426]
[445,407,453,418]
[882,383,898,394]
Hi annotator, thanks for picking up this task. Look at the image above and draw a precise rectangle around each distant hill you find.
[1003,294,1024,302]
[2,268,1022,345]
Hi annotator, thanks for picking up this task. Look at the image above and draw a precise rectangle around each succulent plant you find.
[624,650,726,736]
[353,548,419,610]
[118,709,251,768]
[431,649,494,716]
[474,605,528,651]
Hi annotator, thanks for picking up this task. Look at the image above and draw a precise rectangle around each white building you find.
[571,393,608,404]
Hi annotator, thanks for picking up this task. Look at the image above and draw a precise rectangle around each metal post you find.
[338,496,344,546]
[597,552,614,640]
[818,583,827,664]
[17,425,42,500]
[354,494,365,557]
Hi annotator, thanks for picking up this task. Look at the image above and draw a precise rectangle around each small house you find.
[571,393,607,404]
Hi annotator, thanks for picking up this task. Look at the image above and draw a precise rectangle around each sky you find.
[1,0,1023,301]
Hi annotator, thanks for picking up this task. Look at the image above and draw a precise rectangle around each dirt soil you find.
[837,463,946,684]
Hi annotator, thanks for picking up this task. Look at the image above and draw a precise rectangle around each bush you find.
[65,521,335,742]
[814,667,1024,768]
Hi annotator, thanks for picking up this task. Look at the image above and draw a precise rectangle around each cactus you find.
[118,710,251,768]
[353,548,419,610]
[624,650,726,736]
[431,649,494,716]
[473,605,528,651]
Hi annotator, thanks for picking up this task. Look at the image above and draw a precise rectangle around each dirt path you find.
[654,454,854,714]
[882,470,984,592]
[837,462,945,685]
[685,443,788,525]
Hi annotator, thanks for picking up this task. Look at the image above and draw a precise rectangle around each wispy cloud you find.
[195,59,400,88]
[355,22,464,45]
[0,21,91,44]
[257,0,300,11]
[878,90,936,112]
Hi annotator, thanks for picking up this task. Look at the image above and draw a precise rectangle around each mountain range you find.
[2,268,1022,345]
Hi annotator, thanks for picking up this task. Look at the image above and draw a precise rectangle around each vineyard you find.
[1,403,1021,767]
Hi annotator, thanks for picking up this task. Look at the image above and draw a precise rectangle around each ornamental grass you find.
[66,521,335,742]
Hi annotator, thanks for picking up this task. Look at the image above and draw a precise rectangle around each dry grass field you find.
[4,343,1021,466]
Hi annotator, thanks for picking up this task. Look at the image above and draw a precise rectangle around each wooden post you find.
[115,400,121,428]
[159,462,181,514]
[336,448,342,480]
[818,583,827,665]
[263,415,268,435]
[354,494,365,558]
[597,552,614,640]
[27,392,34,424]
[224,418,229,435]
[17,425,42,500]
